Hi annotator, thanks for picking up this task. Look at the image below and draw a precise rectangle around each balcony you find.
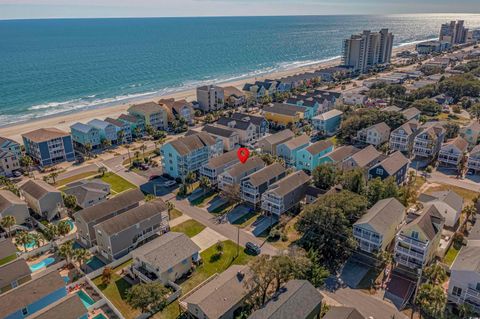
[395,244,425,260]
[353,231,381,245]
[438,154,460,165]
[397,235,428,249]
[132,265,158,283]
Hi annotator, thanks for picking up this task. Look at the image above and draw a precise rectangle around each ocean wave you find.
[395,37,438,48]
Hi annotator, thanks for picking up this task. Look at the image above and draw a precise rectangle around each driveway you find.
[172,199,279,256]
[191,227,227,252]
[102,156,148,187]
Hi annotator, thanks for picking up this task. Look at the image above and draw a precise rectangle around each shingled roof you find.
[169,131,217,156]
[371,151,409,175]
[22,128,70,143]
[304,140,333,156]
[0,190,25,212]
[128,102,164,115]
[28,294,87,319]
[0,259,30,289]
[203,150,238,170]
[354,198,405,235]
[20,180,59,200]
[266,171,310,197]
[350,145,383,168]
[245,163,286,187]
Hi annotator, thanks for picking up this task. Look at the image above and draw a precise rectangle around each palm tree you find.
[199,176,211,195]
[101,139,112,150]
[15,231,33,252]
[101,267,113,286]
[166,201,175,219]
[0,215,16,237]
[98,166,108,177]
[457,151,468,178]
[57,220,71,237]
[463,205,477,224]
[117,130,125,145]
[48,170,59,185]
[44,223,59,241]
[185,171,196,186]
[20,155,33,177]
[423,264,448,285]
[84,143,93,158]
[415,283,446,319]
[74,248,91,271]
[31,232,45,249]
[58,241,74,265]
[124,144,132,165]
[140,143,147,159]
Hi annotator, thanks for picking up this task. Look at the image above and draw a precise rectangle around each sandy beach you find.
[0,44,415,143]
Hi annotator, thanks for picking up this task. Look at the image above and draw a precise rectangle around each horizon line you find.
[1,12,480,22]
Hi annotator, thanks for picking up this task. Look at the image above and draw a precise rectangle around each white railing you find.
[397,235,428,249]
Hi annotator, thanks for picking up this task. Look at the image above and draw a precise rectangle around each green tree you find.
[185,171,197,185]
[74,248,91,271]
[63,193,77,210]
[57,220,71,236]
[101,267,113,286]
[20,155,33,176]
[117,130,125,144]
[84,143,93,158]
[423,264,447,285]
[457,151,468,178]
[313,163,338,190]
[199,176,212,195]
[98,166,107,177]
[0,215,16,237]
[415,283,446,318]
[15,231,33,251]
[145,194,156,202]
[469,103,480,121]
[304,249,330,287]
[126,282,170,314]
[44,223,59,241]
[410,99,442,116]
[340,168,366,195]
[58,240,75,265]
[30,232,45,249]
[48,170,59,185]
[443,122,460,139]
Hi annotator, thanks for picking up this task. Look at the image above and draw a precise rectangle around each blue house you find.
[70,122,101,150]
[0,271,68,319]
[105,117,133,143]
[0,137,22,159]
[285,98,319,120]
[368,151,410,185]
[276,135,310,167]
[161,131,223,179]
[87,119,118,144]
[22,128,75,167]
[312,109,343,136]
[118,114,145,137]
[296,140,334,172]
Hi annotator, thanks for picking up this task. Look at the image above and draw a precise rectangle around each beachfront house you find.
[438,136,469,168]
[241,163,286,208]
[394,207,445,270]
[0,151,20,178]
[356,122,391,147]
[87,119,118,145]
[105,117,133,143]
[0,271,67,319]
[22,128,75,167]
[161,131,222,179]
[73,189,145,247]
[118,113,146,137]
[63,179,110,209]
[276,135,310,167]
[128,102,168,130]
[19,180,63,221]
[70,122,101,151]
[196,85,225,112]
[353,198,406,253]
[263,103,304,127]
[295,140,334,172]
[159,98,195,125]
[94,199,169,261]
[230,113,269,139]
[0,190,30,226]
[261,170,310,217]
[218,157,265,189]
[0,259,31,294]
[199,150,239,186]
[131,232,200,284]
[368,151,410,185]
[0,137,21,160]
[182,265,252,319]
[389,120,420,154]
[312,109,343,136]
[224,86,246,107]
[257,130,295,155]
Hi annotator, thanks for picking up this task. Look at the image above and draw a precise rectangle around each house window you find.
[412,231,419,239]
[22,308,28,316]
[376,168,384,175]
[452,286,462,297]
[168,268,173,273]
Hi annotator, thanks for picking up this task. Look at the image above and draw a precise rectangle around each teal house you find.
[296,140,334,172]
[285,98,319,120]
[276,135,310,167]
[312,109,343,136]
[70,122,101,150]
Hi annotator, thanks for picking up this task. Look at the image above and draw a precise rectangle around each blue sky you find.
[0,0,479,19]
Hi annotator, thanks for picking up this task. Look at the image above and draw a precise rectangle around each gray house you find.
[63,179,110,208]
[218,157,265,189]
[199,150,239,186]
[257,130,295,155]
[0,259,31,294]
[73,189,145,247]
[248,280,323,319]
[94,199,169,261]
[241,163,286,208]
[0,190,30,225]
[19,180,63,221]
[0,239,17,263]
[261,171,310,217]
[131,232,200,284]
[183,265,252,319]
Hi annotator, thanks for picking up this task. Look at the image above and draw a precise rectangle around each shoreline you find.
[0,43,416,143]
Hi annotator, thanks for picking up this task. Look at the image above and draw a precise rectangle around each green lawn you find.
[444,244,461,266]
[171,220,206,238]
[55,171,98,187]
[92,260,136,319]
[155,240,254,319]
[169,209,183,220]
[0,254,17,266]
[100,172,137,194]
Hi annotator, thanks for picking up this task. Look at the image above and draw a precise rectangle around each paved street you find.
[427,170,480,192]
[172,198,280,256]
[102,155,148,186]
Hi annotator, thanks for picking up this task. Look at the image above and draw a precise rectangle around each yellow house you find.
[264,103,304,127]
[394,206,445,270]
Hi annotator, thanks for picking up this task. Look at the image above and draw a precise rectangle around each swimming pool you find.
[86,256,106,271]
[93,314,107,319]
[77,290,95,308]
[66,219,75,231]
[29,257,55,271]
[25,241,35,249]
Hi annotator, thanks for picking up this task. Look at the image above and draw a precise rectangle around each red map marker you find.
[237,148,250,164]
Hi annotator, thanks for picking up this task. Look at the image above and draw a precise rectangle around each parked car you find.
[246,242,261,255]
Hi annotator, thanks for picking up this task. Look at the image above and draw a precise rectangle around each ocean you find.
[1,14,480,125]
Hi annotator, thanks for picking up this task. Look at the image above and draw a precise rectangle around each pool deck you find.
[27,252,56,272]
